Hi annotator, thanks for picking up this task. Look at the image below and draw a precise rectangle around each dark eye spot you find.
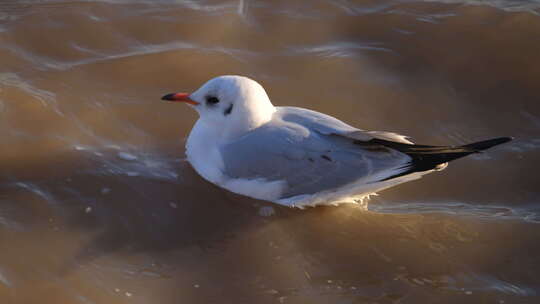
[224,103,233,116]
[206,96,220,105]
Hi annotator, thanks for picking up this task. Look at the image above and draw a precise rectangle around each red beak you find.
[161,92,199,105]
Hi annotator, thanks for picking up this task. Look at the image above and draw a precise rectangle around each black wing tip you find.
[463,137,513,151]
[498,136,514,144]
[376,136,513,182]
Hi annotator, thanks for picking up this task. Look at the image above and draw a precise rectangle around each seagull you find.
[162,75,511,208]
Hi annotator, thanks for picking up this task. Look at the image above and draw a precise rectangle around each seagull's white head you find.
[162,75,276,140]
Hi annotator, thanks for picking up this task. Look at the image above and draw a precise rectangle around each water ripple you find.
[426,0,540,15]
[326,0,397,16]
[4,41,258,71]
[72,145,182,182]
[0,73,57,107]
[371,201,540,223]
[453,273,537,296]
[288,41,395,58]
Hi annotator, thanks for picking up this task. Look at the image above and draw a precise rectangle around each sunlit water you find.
[1,0,539,303]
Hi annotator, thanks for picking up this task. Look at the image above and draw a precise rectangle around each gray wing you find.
[219,113,412,199]
[277,106,414,144]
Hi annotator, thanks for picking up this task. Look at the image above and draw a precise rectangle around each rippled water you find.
[1,0,540,303]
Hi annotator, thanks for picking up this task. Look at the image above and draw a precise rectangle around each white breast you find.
[186,119,286,201]
[186,119,226,184]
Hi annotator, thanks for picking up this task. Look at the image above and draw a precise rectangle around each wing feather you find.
[219,115,412,199]
[277,106,414,144]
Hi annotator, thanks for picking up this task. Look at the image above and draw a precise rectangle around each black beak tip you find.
[161,93,175,101]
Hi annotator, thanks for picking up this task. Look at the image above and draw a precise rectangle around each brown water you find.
[1,0,540,303]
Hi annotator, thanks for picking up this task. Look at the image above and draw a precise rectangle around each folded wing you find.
[219,112,413,199]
